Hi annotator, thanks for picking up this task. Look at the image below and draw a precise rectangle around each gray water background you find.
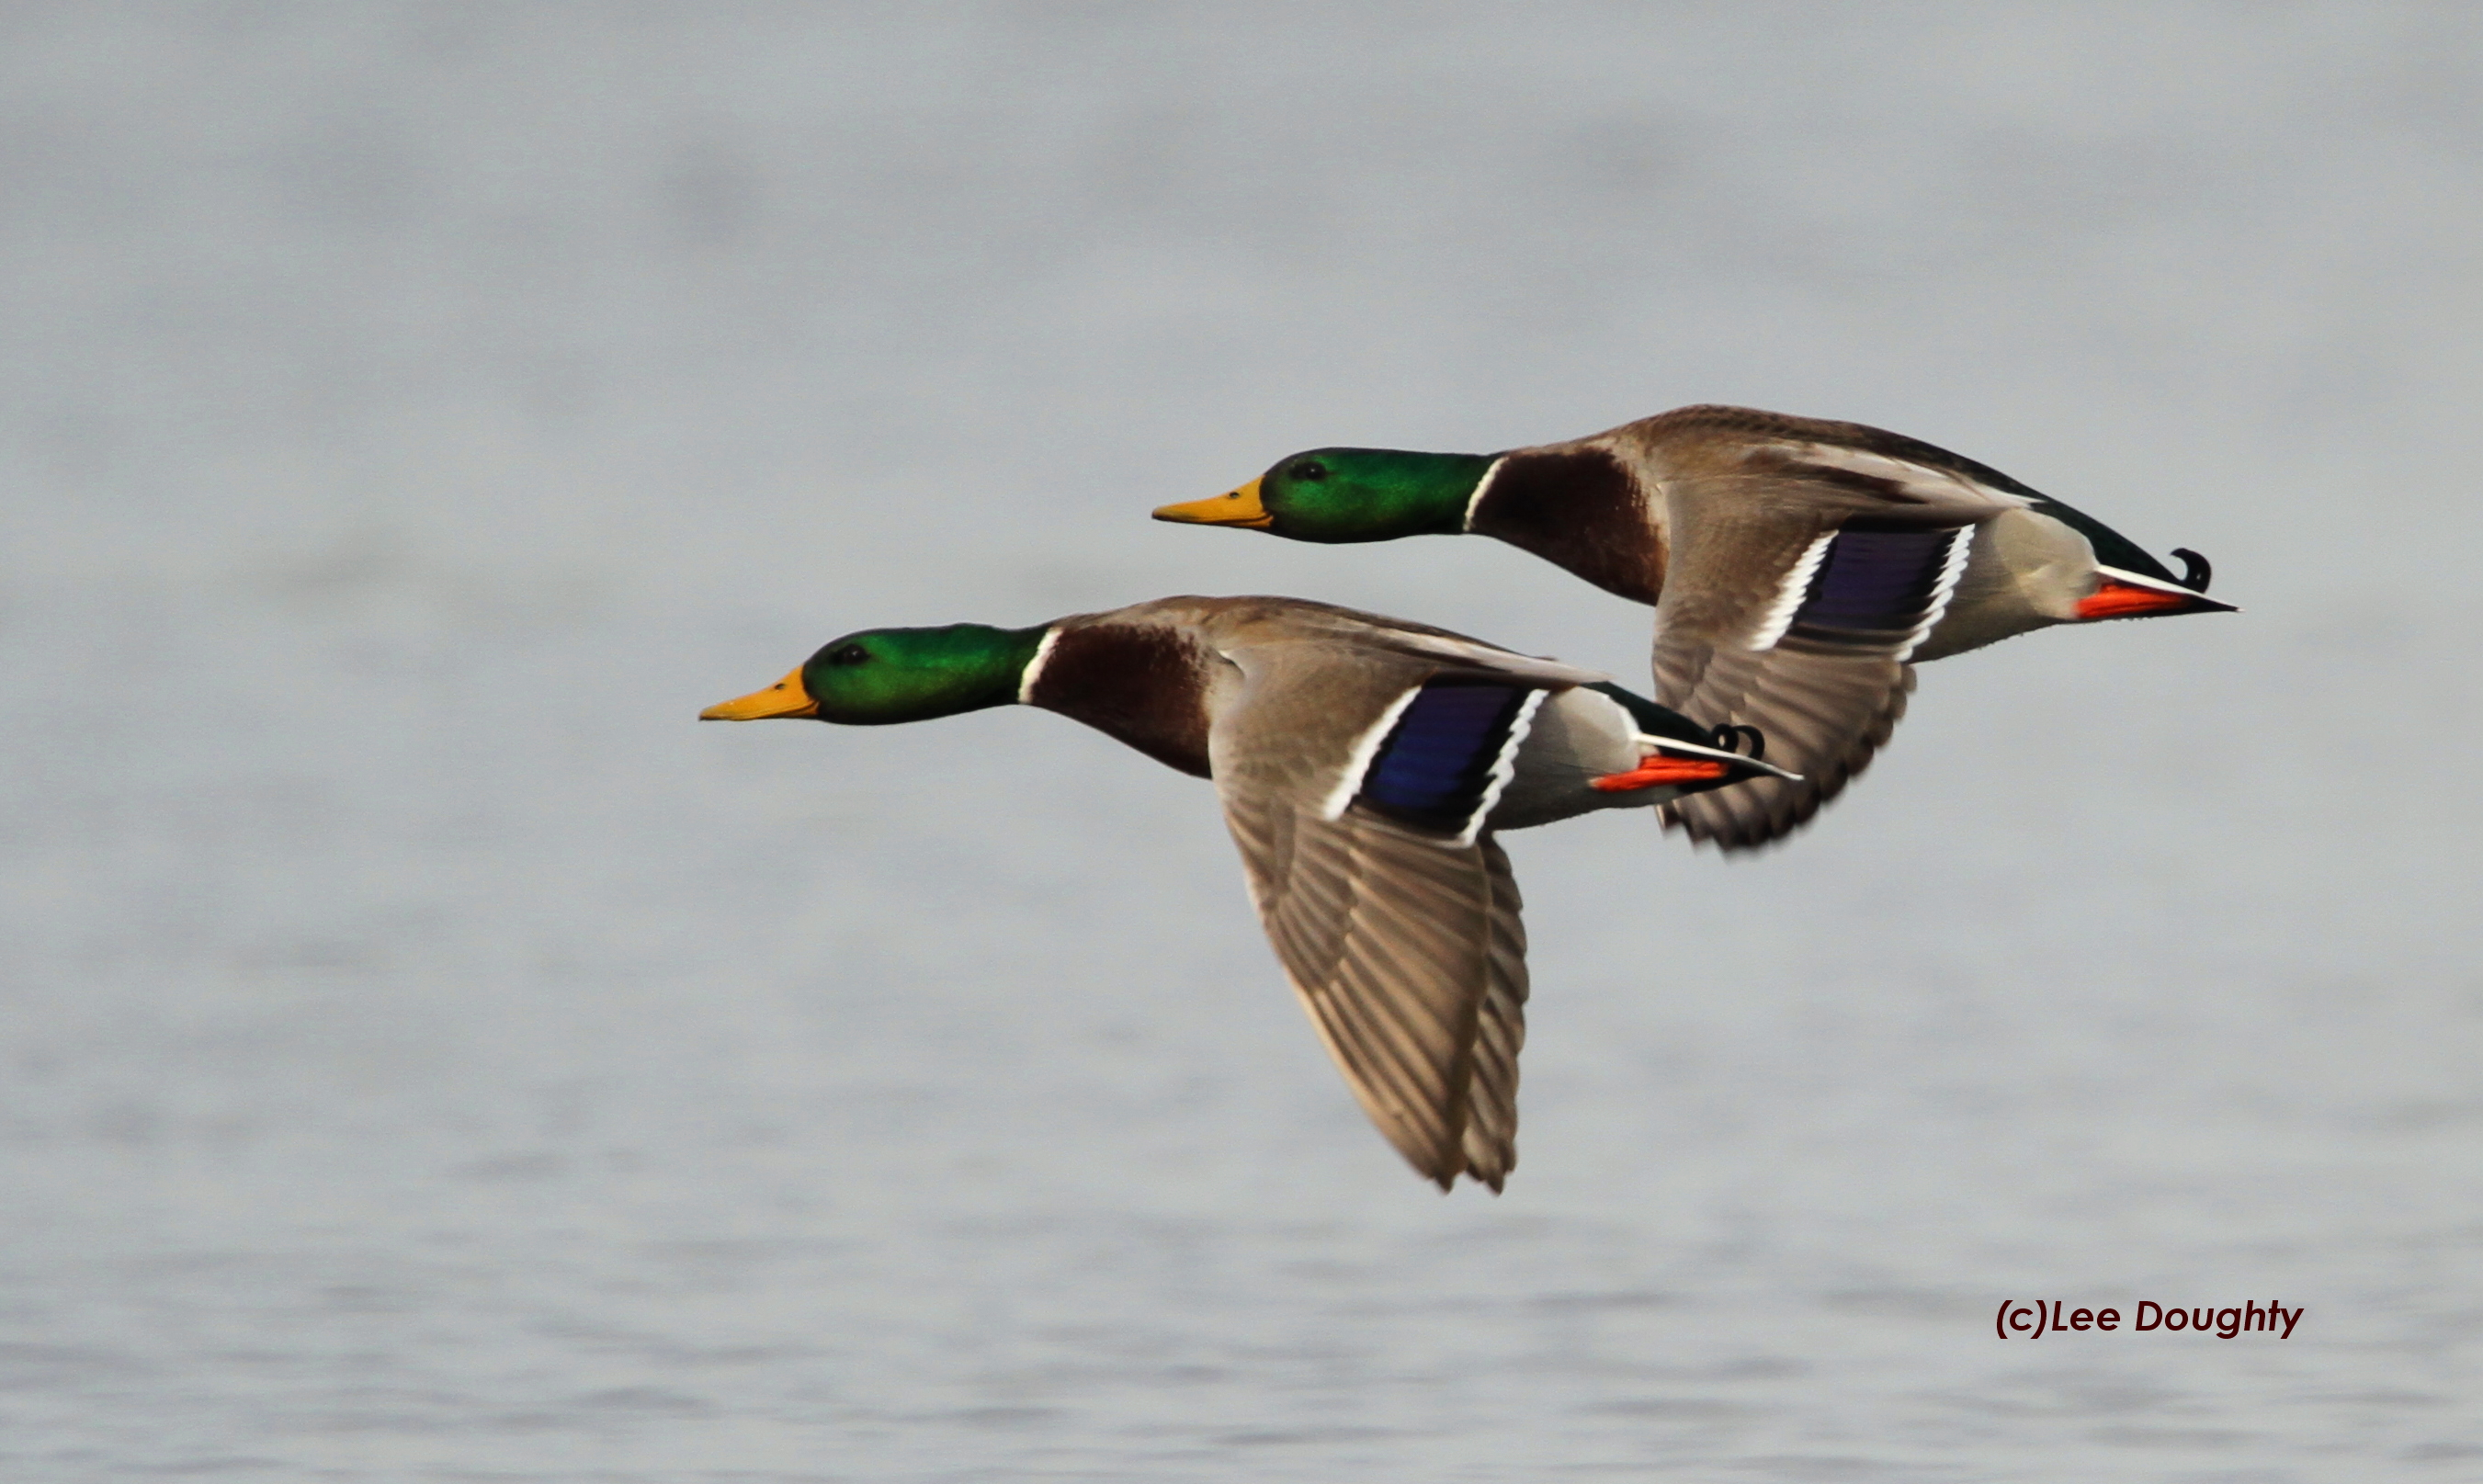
[5,6,2480,1478]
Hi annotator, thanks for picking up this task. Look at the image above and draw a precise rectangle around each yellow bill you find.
[699,667,819,720]
[1152,478,1272,529]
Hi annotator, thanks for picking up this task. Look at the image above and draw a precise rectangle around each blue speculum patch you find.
[1796,527,1962,636]
[1358,681,1532,834]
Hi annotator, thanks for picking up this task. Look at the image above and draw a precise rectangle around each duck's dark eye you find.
[1289,459,1328,482]
[828,643,870,666]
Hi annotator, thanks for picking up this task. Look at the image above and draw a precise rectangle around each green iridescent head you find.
[1154,447,1494,543]
[700,623,1048,725]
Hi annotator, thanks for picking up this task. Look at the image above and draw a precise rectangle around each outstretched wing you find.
[1658,523,1968,846]
[1649,436,2012,849]
[1219,790,1528,1190]
[1209,656,1548,1190]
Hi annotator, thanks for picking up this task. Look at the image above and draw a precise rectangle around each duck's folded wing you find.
[1219,788,1527,1191]
[1649,443,2021,850]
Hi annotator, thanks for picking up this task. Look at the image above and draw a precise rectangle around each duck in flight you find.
[1156,405,2234,851]
[701,595,1790,1191]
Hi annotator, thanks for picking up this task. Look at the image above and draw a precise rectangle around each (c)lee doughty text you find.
[1995,1300,2302,1340]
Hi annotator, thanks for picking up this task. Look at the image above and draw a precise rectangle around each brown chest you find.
[1023,622,1219,778]
[1468,447,1665,604]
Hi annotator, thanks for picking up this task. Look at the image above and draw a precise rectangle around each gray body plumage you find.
[1463,405,2224,849]
[1020,595,1784,1190]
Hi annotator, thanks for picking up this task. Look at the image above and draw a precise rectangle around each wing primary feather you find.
[1218,797,1521,1188]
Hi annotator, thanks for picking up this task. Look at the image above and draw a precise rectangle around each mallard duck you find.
[701,595,1791,1191]
[1156,405,2235,851]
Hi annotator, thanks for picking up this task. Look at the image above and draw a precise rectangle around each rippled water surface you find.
[6,6,2481,1479]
